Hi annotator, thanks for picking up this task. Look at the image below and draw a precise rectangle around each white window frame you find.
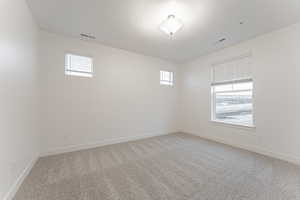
[211,79,255,128]
[65,53,93,77]
[160,70,174,86]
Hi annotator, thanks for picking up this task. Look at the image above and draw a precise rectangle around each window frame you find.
[160,70,174,86]
[211,79,255,128]
[65,53,94,78]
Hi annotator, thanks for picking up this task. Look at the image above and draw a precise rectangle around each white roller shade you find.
[65,54,93,73]
[65,54,93,77]
[212,54,252,84]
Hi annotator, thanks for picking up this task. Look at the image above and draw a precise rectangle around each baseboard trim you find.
[41,131,175,157]
[3,154,39,200]
[3,131,175,199]
[184,131,300,166]
[4,131,300,199]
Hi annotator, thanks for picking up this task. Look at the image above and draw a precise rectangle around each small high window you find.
[65,54,93,77]
[160,70,174,86]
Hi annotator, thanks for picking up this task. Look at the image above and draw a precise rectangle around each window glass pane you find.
[160,70,173,86]
[164,71,170,81]
[214,86,253,126]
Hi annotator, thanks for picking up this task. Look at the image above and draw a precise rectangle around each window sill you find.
[210,120,256,131]
[160,84,174,87]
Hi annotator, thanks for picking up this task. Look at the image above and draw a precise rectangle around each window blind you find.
[211,54,252,85]
[65,54,93,73]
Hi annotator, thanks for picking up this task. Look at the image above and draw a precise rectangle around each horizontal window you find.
[65,54,93,77]
[211,80,254,127]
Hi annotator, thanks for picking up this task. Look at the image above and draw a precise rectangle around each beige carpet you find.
[14,133,300,200]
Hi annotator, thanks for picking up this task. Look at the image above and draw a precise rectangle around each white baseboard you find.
[41,131,174,157]
[4,131,299,200]
[184,131,300,166]
[3,131,174,199]
[3,154,39,200]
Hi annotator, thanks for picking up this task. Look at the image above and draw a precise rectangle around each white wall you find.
[180,22,300,164]
[0,0,40,199]
[2,2,300,197]
[40,31,179,155]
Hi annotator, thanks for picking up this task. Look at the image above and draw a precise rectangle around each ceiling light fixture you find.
[159,15,183,36]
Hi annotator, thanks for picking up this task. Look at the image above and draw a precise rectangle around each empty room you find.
[2,0,300,199]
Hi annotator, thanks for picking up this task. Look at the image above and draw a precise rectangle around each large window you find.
[65,53,93,77]
[211,79,253,127]
[160,70,174,86]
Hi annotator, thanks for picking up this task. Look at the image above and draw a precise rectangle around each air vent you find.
[213,38,227,46]
[80,33,96,40]
[218,38,226,43]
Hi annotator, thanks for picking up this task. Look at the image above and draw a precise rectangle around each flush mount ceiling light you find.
[159,15,183,36]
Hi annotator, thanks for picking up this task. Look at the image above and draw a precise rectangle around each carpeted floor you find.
[14,133,300,200]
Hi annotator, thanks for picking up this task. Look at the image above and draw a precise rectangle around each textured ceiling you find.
[27,0,300,63]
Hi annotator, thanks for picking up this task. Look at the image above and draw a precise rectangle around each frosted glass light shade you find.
[159,15,183,36]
